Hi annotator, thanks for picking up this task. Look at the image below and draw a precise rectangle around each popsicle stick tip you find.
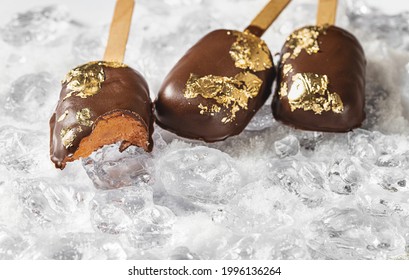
[316,0,338,26]
[103,0,135,62]
[245,0,291,37]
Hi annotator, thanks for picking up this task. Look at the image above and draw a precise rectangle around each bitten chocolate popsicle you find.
[155,0,291,142]
[50,0,153,169]
[272,0,366,132]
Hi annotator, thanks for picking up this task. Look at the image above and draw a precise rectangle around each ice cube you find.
[357,182,409,217]
[327,158,363,195]
[0,126,45,174]
[348,129,379,160]
[268,230,311,260]
[127,205,176,249]
[370,167,408,193]
[4,72,59,122]
[1,6,71,46]
[274,135,300,158]
[157,146,244,204]
[89,186,154,234]
[245,105,276,131]
[308,207,405,259]
[267,159,326,208]
[308,208,370,259]
[0,0,409,261]
[82,144,154,190]
[221,235,259,260]
[12,177,92,229]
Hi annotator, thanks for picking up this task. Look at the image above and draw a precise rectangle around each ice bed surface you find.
[1,0,409,260]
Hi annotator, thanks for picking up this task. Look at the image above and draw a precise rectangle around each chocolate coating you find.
[272,25,366,132]
[50,63,153,169]
[155,29,275,142]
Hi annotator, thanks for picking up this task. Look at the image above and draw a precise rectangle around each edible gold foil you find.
[278,82,288,98]
[76,108,93,127]
[285,25,327,59]
[60,127,77,149]
[100,61,127,68]
[184,72,263,123]
[198,103,221,116]
[283,64,293,76]
[229,30,272,72]
[57,110,69,122]
[281,52,291,64]
[62,61,126,99]
[282,72,343,114]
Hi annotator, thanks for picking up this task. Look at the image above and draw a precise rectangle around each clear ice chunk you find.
[1,0,409,260]
[82,144,153,190]
[274,135,300,158]
[327,158,363,195]
[245,105,276,131]
[0,126,45,173]
[268,231,310,260]
[308,208,406,259]
[348,129,379,160]
[267,160,326,208]
[89,186,154,234]
[12,177,92,229]
[4,72,58,122]
[157,146,244,204]
[1,6,71,46]
[127,205,176,249]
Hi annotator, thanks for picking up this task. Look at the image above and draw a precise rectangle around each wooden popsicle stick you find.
[316,0,338,25]
[244,0,291,37]
[103,0,135,63]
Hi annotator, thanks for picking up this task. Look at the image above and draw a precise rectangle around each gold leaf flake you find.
[229,30,272,71]
[281,52,291,64]
[62,61,127,99]
[283,64,293,76]
[285,25,327,59]
[284,72,343,114]
[184,72,263,123]
[76,108,93,127]
[57,110,69,122]
[100,61,127,68]
[198,103,208,115]
[278,82,288,97]
[60,127,77,149]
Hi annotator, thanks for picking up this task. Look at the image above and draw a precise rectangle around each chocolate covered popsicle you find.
[50,0,153,169]
[155,0,291,142]
[272,0,366,132]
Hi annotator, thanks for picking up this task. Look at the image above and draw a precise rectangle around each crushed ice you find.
[1,0,409,260]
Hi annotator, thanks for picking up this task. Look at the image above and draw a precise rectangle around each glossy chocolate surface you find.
[155,29,275,142]
[50,63,153,169]
[272,25,366,132]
